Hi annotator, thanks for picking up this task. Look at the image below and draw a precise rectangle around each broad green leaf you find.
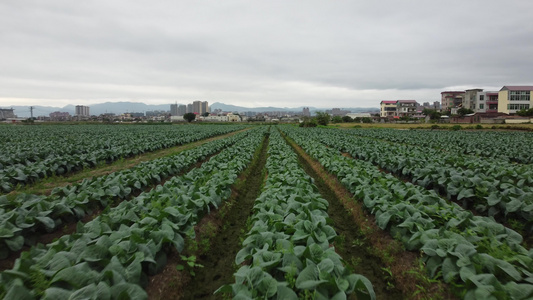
[51,262,99,288]
[352,274,376,300]
[110,282,147,300]
[295,263,328,290]
[276,285,298,300]
[457,188,475,200]
[5,235,24,251]
[3,283,35,300]
[42,287,72,300]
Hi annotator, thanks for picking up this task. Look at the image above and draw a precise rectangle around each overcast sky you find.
[1,0,532,109]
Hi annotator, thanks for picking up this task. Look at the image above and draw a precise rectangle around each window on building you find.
[507,104,531,110]
[479,95,484,101]
[479,104,484,109]
[509,91,531,101]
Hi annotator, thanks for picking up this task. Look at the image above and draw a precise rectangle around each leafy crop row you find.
[344,128,533,164]
[0,125,245,193]
[0,127,267,299]
[0,129,253,259]
[281,126,533,300]
[305,128,533,231]
[219,130,375,300]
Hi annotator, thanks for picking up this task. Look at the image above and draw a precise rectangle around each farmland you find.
[1,124,532,299]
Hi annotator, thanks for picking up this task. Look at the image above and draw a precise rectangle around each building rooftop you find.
[500,86,533,91]
[441,91,465,94]
[380,101,397,104]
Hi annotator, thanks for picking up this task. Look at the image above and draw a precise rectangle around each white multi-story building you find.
[475,91,499,113]
[75,105,90,117]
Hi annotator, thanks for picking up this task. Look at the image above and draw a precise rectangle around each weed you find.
[407,258,445,299]
[176,255,204,277]
[351,238,365,247]
[508,218,525,233]
[30,269,50,296]
[335,234,346,252]
[381,267,396,290]
[348,257,362,269]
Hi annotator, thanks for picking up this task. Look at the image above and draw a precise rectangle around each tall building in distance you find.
[192,101,201,114]
[75,105,90,117]
[201,101,209,115]
[170,103,178,116]
[178,105,186,116]
[302,107,310,117]
[187,104,193,114]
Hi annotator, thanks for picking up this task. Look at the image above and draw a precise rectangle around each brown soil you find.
[282,131,456,300]
[146,133,270,300]
[296,150,404,299]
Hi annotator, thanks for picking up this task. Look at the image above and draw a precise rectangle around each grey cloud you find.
[1,0,532,108]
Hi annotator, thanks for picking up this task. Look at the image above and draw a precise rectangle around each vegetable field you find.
[1,124,532,300]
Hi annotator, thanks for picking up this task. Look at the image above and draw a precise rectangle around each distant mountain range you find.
[4,101,378,118]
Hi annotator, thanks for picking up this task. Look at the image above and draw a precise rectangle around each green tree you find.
[422,108,442,120]
[331,116,343,123]
[183,113,196,123]
[342,116,353,123]
[314,112,330,126]
[201,112,210,117]
[517,108,533,116]
[457,107,474,117]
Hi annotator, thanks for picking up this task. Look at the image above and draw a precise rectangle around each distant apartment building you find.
[441,91,465,111]
[170,104,178,116]
[49,111,71,121]
[201,101,209,115]
[302,107,310,117]
[380,101,397,117]
[379,100,419,118]
[326,108,350,116]
[146,110,168,117]
[75,105,90,117]
[474,91,499,113]
[129,112,145,118]
[464,89,483,110]
[178,105,186,116]
[396,100,418,117]
[244,111,256,117]
[187,104,193,114]
[0,108,15,120]
[192,101,201,114]
[498,86,533,114]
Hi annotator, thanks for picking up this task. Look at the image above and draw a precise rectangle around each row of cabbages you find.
[282,126,533,300]
[0,127,266,299]
[218,130,375,300]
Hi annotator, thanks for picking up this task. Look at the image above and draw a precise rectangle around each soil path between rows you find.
[146,132,270,300]
[285,132,404,299]
[280,129,455,300]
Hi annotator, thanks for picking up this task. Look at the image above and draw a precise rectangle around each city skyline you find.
[1,1,532,108]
